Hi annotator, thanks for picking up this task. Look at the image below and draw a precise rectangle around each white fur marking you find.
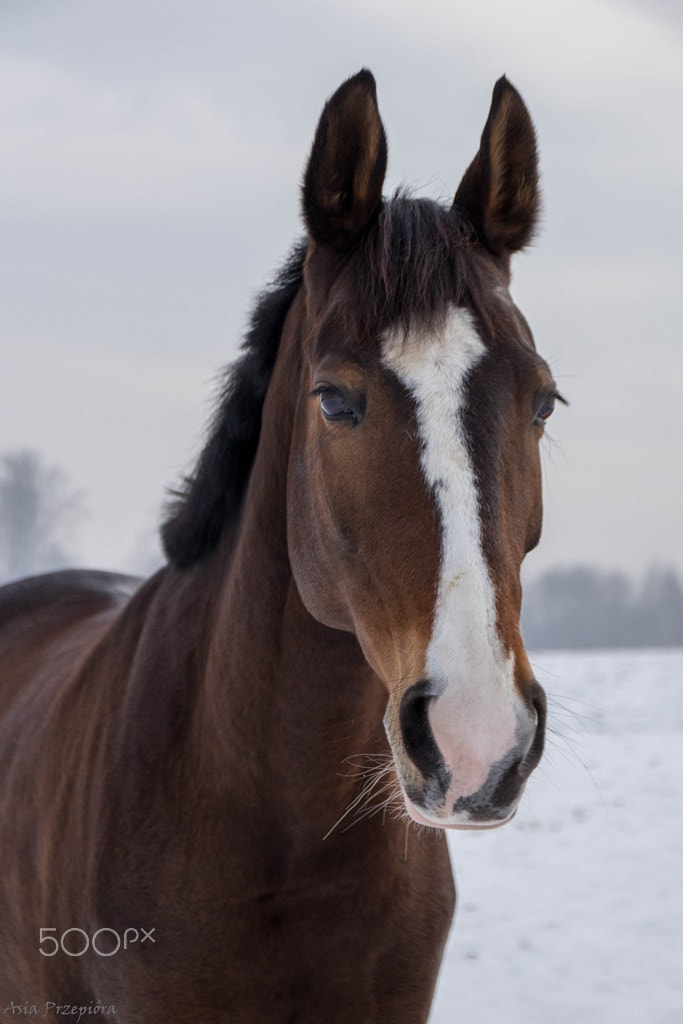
[382,307,520,801]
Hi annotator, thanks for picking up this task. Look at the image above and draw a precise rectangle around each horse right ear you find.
[302,70,387,251]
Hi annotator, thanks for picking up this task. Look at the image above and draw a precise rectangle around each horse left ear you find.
[302,69,388,251]
[454,77,540,256]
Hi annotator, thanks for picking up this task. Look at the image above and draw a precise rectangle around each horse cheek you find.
[286,442,356,634]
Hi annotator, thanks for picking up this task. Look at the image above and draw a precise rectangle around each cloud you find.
[0,58,300,219]
[327,0,683,110]
[1,0,682,580]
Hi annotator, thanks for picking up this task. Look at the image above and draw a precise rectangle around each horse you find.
[0,70,560,1022]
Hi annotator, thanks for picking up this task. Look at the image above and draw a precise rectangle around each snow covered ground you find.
[429,649,683,1024]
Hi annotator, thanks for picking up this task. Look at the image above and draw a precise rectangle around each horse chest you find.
[68,817,451,1022]
[94,840,455,1023]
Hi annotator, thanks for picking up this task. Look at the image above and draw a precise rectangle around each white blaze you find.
[382,307,519,800]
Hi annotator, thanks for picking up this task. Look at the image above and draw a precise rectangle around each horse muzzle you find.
[387,678,547,830]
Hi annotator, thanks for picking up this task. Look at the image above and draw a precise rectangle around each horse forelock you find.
[325,193,497,342]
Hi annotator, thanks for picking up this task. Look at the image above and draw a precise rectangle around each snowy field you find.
[429,649,683,1024]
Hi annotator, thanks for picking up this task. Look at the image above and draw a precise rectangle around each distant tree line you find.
[522,565,683,649]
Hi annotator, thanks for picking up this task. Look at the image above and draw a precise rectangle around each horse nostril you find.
[522,680,547,776]
[529,681,547,728]
[399,681,444,780]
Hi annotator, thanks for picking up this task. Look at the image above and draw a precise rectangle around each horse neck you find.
[187,301,388,837]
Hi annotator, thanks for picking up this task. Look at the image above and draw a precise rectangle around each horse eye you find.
[317,387,355,422]
[534,394,556,427]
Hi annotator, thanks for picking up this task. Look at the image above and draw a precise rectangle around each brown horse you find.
[0,71,560,1021]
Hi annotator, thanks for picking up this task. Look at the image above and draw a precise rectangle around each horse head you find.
[288,71,558,829]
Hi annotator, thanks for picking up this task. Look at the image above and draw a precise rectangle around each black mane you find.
[162,196,490,569]
[161,241,307,568]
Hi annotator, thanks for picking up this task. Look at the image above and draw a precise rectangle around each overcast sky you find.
[1,0,681,579]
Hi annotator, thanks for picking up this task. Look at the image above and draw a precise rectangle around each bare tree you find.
[0,449,85,583]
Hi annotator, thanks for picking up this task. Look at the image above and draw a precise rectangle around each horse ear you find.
[302,69,387,250]
[454,77,540,256]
